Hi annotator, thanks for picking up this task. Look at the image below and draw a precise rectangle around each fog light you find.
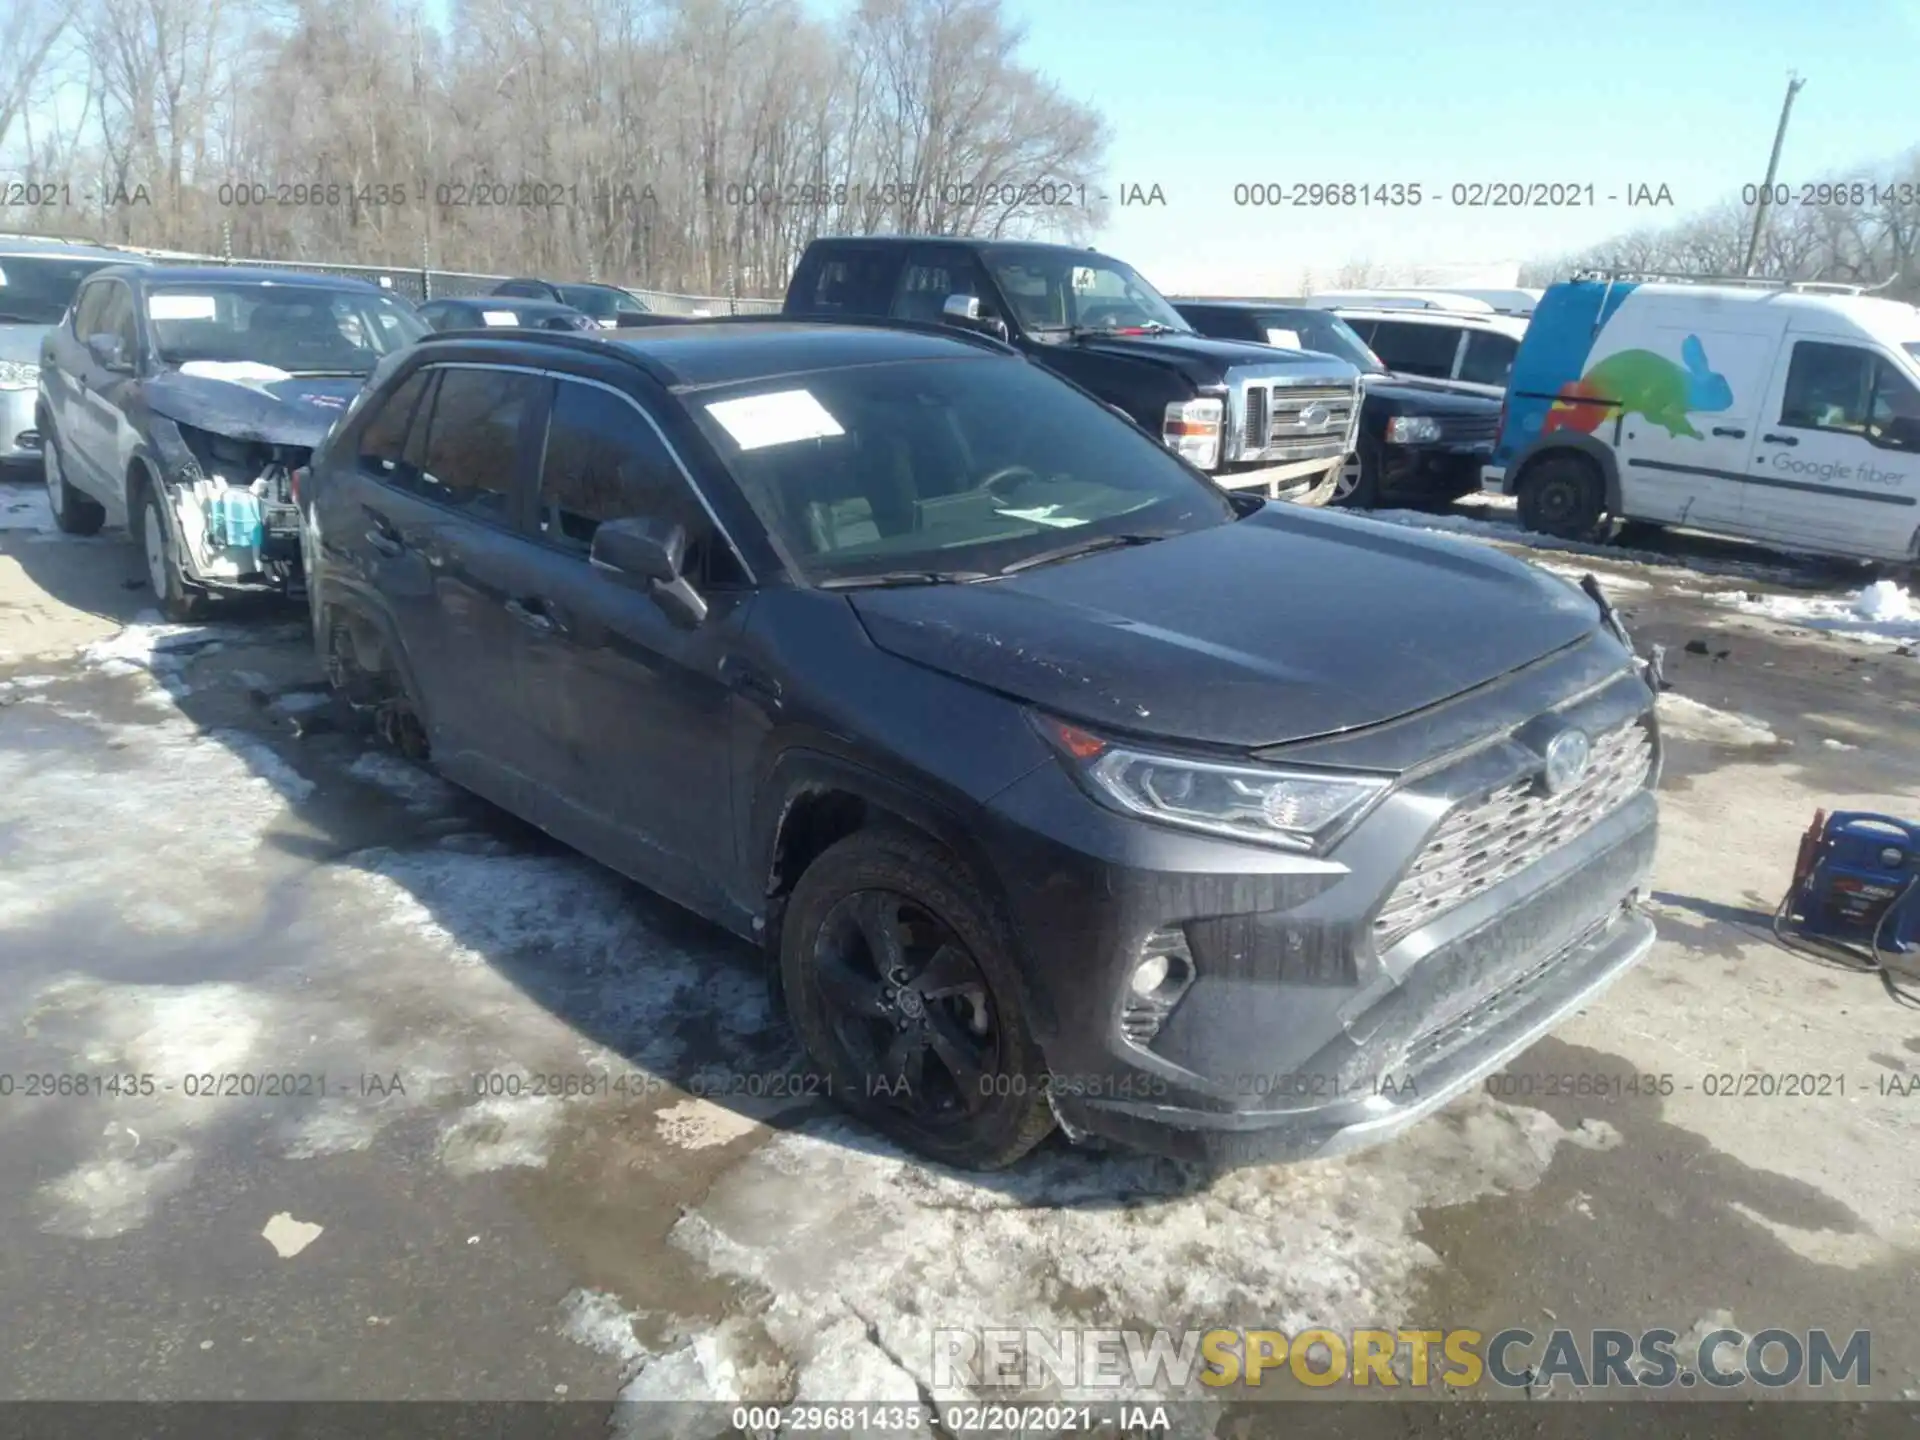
[1130,953,1170,996]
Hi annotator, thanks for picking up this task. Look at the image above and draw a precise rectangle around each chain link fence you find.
[126,244,779,314]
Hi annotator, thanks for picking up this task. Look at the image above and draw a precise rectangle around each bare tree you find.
[0,0,77,159]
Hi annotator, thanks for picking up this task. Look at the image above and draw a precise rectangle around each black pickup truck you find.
[1175,300,1502,509]
[782,237,1361,502]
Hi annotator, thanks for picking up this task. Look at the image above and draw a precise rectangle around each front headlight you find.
[1162,397,1223,470]
[1037,716,1390,852]
[1385,414,1441,444]
[0,359,39,391]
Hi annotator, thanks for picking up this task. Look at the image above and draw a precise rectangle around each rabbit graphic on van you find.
[1542,334,1733,439]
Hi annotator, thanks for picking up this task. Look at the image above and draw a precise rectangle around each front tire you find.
[1330,441,1382,509]
[1517,454,1606,541]
[44,433,106,536]
[779,827,1055,1170]
[140,483,209,622]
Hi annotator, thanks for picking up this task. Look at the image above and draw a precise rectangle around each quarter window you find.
[358,369,434,478]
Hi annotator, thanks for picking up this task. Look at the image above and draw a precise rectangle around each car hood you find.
[1060,330,1357,381]
[4,323,53,363]
[144,363,367,447]
[848,506,1599,749]
[1363,373,1501,414]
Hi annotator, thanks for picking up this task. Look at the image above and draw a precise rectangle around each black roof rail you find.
[650,310,1023,357]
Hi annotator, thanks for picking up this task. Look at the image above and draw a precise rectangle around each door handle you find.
[505,596,566,636]
[1761,433,1799,447]
[362,506,405,555]
[1711,426,1746,439]
[721,656,783,707]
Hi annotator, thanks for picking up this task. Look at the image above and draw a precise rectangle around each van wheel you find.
[1330,442,1382,509]
[43,434,106,536]
[780,828,1055,1170]
[1517,455,1606,541]
[140,484,209,622]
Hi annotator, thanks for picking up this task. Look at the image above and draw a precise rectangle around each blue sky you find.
[905,0,1920,291]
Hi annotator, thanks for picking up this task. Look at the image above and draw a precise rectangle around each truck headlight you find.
[1386,415,1441,444]
[0,359,39,391]
[1163,397,1222,470]
[1037,715,1389,853]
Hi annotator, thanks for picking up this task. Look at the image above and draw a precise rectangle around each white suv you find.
[1320,307,1528,399]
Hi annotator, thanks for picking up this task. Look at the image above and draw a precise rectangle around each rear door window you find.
[395,366,542,522]
[1459,331,1518,387]
[1367,321,1461,379]
[793,247,894,315]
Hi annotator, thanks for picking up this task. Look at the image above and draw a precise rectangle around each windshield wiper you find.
[991,532,1167,576]
[816,569,992,590]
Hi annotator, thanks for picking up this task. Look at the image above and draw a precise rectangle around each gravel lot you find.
[3,480,1918,1433]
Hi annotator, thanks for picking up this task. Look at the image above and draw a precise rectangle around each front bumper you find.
[978,658,1659,1166]
[1379,442,1491,501]
[0,387,40,471]
[1213,455,1343,502]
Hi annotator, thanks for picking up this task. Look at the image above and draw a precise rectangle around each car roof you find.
[808,233,1120,263]
[420,321,1013,390]
[131,265,384,290]
[0,235,147,262]
[1332,306,1528,336]
[1174,299,1316,313]
[439,295,579,313]
[509,278,622,293]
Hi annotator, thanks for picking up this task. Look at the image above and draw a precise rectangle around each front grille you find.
[1243,387,1269,451]
[1439,414,1500,445]
[1372,721,1654,949]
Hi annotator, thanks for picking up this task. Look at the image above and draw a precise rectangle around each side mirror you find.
[942,294,1009,342]
[589,515,709,628]
[87,332,131,371]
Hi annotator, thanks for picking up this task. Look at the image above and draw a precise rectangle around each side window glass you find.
[1459,332,1517,388]
[1868,360,1920,451]
[804,251,890,313]
[537,381,697,551]
[71,281,106,338]
[1368,321,1458,379]
[357,369,434,480]
[94,284,134,354]
[891,250,988,324]
[1780,343,1874,433]
[410,367,540,520]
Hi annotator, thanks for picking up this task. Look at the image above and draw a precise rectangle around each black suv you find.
[1175,301,1503,509]
[490,278,655,328]
[417,296,600,332]
[302,320,1660,1169]
[783,237,1360,503]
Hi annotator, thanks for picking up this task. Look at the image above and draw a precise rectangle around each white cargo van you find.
[1486,274,1920,562]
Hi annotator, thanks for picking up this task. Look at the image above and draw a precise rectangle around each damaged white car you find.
[35,265,429,619]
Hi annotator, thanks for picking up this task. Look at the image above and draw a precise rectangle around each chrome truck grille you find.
[1233,380,1357,463]
[1373,721,1655,949]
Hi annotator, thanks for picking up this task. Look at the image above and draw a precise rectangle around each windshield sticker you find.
[149,294,219,321]
[480,310,519,326]
[1072,267,1097,290]
[992,505,1090,529]
[1265,328,1302,349]
[705,389,846,450]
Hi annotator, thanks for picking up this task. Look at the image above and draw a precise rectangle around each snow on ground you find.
[1655,693,1782,748]
[1711,580,1920,650]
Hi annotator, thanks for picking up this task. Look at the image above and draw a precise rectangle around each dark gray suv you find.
[301,319,1660,1170]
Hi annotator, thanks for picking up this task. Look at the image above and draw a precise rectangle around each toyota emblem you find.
[1542,728,1592,795]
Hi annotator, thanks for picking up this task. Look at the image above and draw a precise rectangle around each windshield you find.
[985,249,1192,336]
[691,356,1235,583]
[147,283,429,373]
[0,254,121,325]
[557,285,647,319]
[1906,342,1920,367]
[1261,311,1386,373]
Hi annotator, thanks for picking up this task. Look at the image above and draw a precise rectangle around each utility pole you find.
[1743,73,1806,276]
